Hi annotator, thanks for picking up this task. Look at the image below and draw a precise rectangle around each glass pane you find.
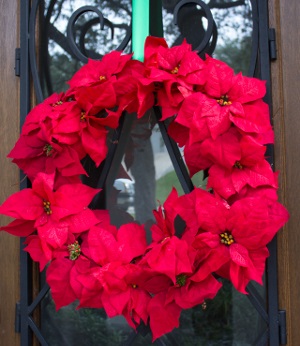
[41,280,267,345]
[37,1,267,345]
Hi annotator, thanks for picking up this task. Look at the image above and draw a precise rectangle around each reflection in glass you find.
[37,1,268,345]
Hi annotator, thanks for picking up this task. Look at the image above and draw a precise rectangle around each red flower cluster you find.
[0,37,289,340]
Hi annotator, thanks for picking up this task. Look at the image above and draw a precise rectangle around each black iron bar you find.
[29,0,44,104]
[258,1,279,345]
[246,282,269,323]
[28,283,50,315]
[28,316,49,346]
[153,107,194,194]
[248,0,259,77]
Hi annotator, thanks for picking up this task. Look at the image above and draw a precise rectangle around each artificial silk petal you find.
[117,223,147,263]
[0,219,35,237]
[169,274,222,309]
[148,292,182,341]
[46,258,77,310]
[24,235,52,271]
[0,188,43,220]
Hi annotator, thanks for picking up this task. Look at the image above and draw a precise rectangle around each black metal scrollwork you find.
[67,6,132,63]
[67,6,105,63]
[173,0,218,55]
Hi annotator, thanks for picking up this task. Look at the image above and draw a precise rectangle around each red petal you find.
[117,223,147,262]
[145,237,192,282]
[55,183,100,216]
[81,127,108,167]
[148,292,182,341]
[88,225,119,265]
[46,258,77,310]
[0,189,42,220]
[229,243,250,267]
[0,219,35,237]
[171,275,222,309]
[37,219,69,248]
[67,209,100,234]
[24,235,52,270]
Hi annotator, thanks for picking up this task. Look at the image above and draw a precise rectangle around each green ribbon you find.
[132,0,149,61]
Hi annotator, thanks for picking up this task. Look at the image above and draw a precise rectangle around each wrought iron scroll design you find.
[173,0,218,55]
[66,6,105,63]
[18,1,279,345]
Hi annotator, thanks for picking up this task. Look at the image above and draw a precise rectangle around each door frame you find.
[269,0,300,345]
[0,0,21,345]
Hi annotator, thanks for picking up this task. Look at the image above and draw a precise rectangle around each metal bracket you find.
[15,301,21,333]
[278,310,287,345]
[15,48,21,76]
[269,28,277,60]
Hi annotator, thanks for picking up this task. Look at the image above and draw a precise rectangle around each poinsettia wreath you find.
[0,36,289,340]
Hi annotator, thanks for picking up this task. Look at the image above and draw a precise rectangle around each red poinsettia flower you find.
[142,236,195,284]
[98,263,155,328]
[24,231,78,271]
[81,221,152,323]
[0,173,99,225]
[143,36,206,86]
[141,189,196,283]
[138,36,206,120]
[0,173,100,247]
[110,59,155,117]
[175,57,272,143]
[68,51,132,90]
[176,188,289,293]
[183,127,240,176]
[166,271,221,310]
[205,133,277,198]
[205,58,271,130]
[53,82,119,167]
[20,93,67,137]
[8,128,86,183]
[87,222,147,266]
[183,127,277,198]
[175,91,228,143]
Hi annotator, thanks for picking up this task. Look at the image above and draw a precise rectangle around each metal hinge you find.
[269,28,277,61]
[15,48,21,77]
[278,310,287,345]
[15,301,21,333]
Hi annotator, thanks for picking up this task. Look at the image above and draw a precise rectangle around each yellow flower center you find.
[52,100,63,107]
[99,75,106,81]
[234,161,243,169]
[43,200,52,215]
[132,284,138,289]
[80,111,86,121]
[67,241,81,260]
[217,95,232,106]
[171,66,179,74]
[220,231,235,246]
